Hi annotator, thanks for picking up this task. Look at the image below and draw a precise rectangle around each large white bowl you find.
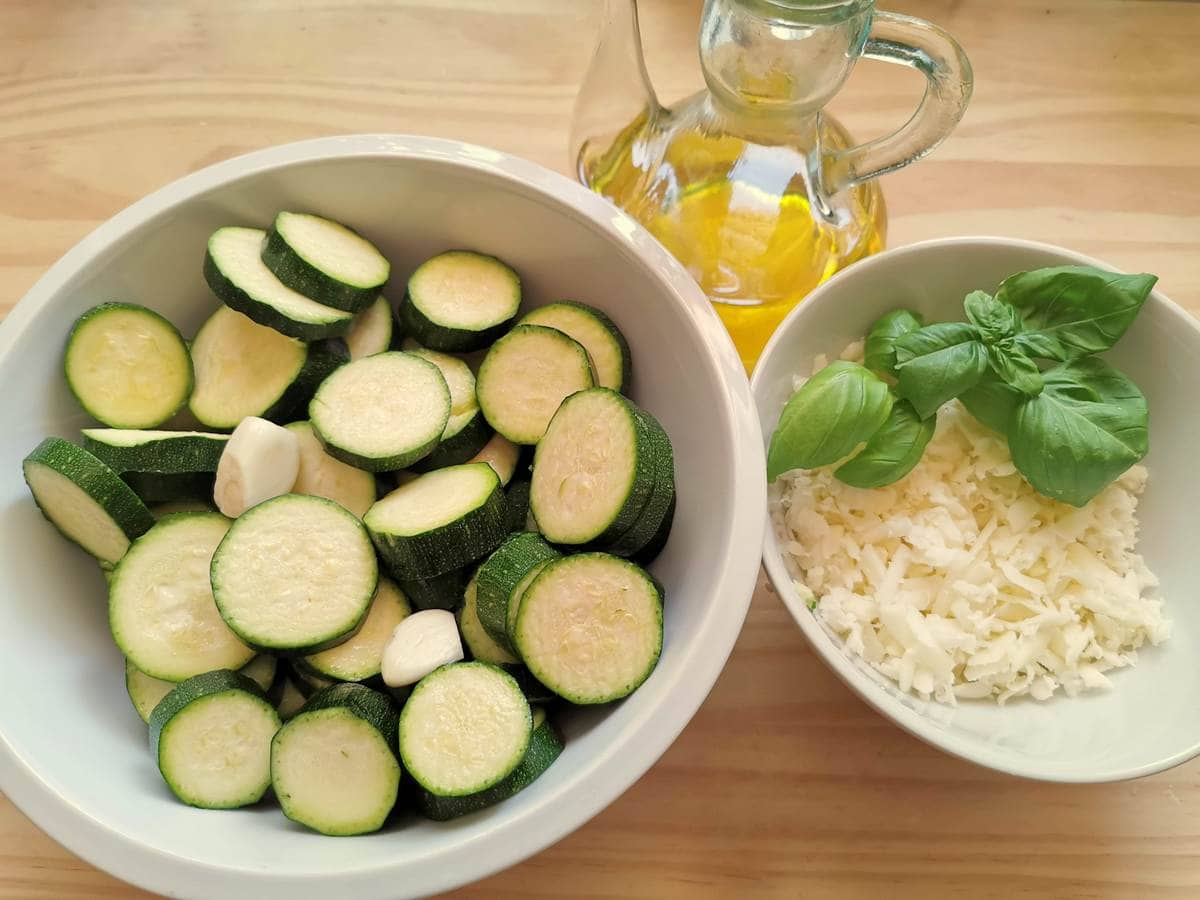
[0,135,765,897]
[753,237,1200,783]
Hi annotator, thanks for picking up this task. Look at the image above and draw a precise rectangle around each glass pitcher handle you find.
[823,11,973,195]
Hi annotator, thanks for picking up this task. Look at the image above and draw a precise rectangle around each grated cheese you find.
[771,348,1168,705]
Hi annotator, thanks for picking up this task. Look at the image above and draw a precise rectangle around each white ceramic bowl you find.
[0,135,765,898]
[753,236,1200,783]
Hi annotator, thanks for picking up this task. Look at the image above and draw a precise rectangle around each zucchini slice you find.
[240,654,281,697]
[399,250,521,352]
[476,325,595,444]
[344,295,396,359]
[271,684,401,836]
[519,301,631,393]
[468,432,521,486]
[529,388,656,545]
[417,707,563,821]
[124,472,214,505]
[211,494,378,652]
[309,351,450,472]
[150,499,214,518]
[476,532,560,652]
[411,407,493,472]
[285,421,376,517]
[23,437,154,565]
[204,226,354,339]
[110,512,255,681]
[459,569,520,666]
[397,567,469,611]
[126,654,278,724]
[598,411,676,558]
[633,493,676,566]
[364,463,506,580]
[514,553,663,704]
[81,429,228,475]
[406,347,477,417]
[260,212,390,313]
[301,579,412,682]
[502,478,532,535]
[188,306,347,429]
[150,670,280,809]
[399,662,531,797]
[64,302,193,428]
[276,675,309,722]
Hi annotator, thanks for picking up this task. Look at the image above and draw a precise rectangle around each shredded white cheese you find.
[772,347,1169,705]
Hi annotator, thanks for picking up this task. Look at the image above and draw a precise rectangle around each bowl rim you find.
[0,134,767,898]
[751,234,1200,784]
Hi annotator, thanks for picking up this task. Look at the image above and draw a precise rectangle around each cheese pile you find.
[772,355,1169,705]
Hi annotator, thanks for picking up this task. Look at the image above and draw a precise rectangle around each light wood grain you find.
[2,1,1199,897]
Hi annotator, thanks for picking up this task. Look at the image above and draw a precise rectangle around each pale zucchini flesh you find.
[459,571,520,666]
[302,579,412,681]
[518,301,631,393]
[468,432,521,486]
[286,421,377,517]
[345,295,396,359]
[125,659,175,724]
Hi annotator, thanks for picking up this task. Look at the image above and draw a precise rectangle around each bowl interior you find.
[753,237,1200,782]
[0,141,761,897]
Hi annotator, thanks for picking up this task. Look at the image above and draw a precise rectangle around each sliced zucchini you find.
[633,493,676,565]
[23,437,154,565]
[151,499,214,518]
[417,707,563,821]
[399,251,521,352]
[125,658,175,724]
[502,478,531,534]
[292,665,337,699]
[406,347,476,417]
[124,471,215,505]
[476,532,560,652]
[345,295,396,359]
[476,325,595,444]
[260,212,389,313]
[459,570,519,666]
[188,305,348,429]
[599,411,676,558]
[529,388,655,545]
[276,676,309,721]
[110,512,255,680]
[64,302,193,428]
[286,421,376,518]
[302,579,412,682]
[240,654,280,695]
[397,567,469,611]
[519,301,631,393]
[364,463,506,580]
[149,669,280,809]
[411,407,493,472]
[204,226,354,339]
[380,608,464,687]
[212,416,300,518]
[399,662,530,797]
[309,351,450,472]
[514,553,662,704]
[468,432,521,486]
[211,494,378,652]
[272,684,401,836]
[81,429,227,475]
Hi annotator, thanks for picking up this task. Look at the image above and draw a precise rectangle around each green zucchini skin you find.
[632,493,675,566]
[397,568,469,611]
[409,409,493,473]
[398,292,512,353]
[82,430,228,475]
[299,683,400,756]
[123,471,215,505]
[519,300,632,393]
[594,410,675,558]
[502,478,532,534]
[267,337,349,424]
[261,221,385,314]
[416,712,562,821]
[476,532,560,650]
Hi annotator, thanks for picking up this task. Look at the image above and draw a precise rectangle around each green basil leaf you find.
[766,361,894,480]
[986,344,1044,397]
[996,265,1157,360]
[864,309,924,377]
[964,291,1021,344]
[894,324,988,420]
[834,400,936,489]
[960,374,1023,432]
[1009,357,1148,507]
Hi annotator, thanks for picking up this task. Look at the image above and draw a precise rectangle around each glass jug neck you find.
[699,0,873,123]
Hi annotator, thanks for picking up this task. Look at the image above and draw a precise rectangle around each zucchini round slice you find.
[477,325,595,445]
[364,463,506,580]
[301,579,412,682]
[309,351,450,472]
[149,669,280,810]
[397,567,470,611]
[81,429,228,475]
[529,388,656,545]
[399,662,531,797]
[22,437,154,565]
[275,676,308,722]
[519,301,631,393]
[204,226,354,340]
[124,659,175,724]
[272,684,401,836]
[64,302,193,428]
[399,250,521,352]
[502,478,532,534]
[597,410,676,558]
[468,432,521,486]
[110,512,255,680]
[261,212,390,313]
[459,569,520,666]
[285,421,377,518]
[514,553,663,704]
[211,494,378,652]
[476,532,560,652]
[345,295,396,359]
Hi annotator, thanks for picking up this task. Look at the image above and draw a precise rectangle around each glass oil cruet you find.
[570,0,973,368]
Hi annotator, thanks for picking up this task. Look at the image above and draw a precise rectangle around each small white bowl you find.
[752,236,1200,783]
[0,136,765,897]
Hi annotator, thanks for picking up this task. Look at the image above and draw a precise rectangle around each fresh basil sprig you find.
[964,290,1020,344]
[834,400,935,489]
[893,322,988,419]
[864,309,924,377]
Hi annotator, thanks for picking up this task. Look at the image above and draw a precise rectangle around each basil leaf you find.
[964,291,1021,344]
[960,374,1023,432]
[834,400,936,489]
[1009,357,1148,507]
[894,323,988,420]
[864,309,924,377]
[766,361,894,480]
[997,265,1157,360]
[986,344,1043,397]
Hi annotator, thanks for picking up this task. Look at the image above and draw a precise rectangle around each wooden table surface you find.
[2,1,1199,897]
